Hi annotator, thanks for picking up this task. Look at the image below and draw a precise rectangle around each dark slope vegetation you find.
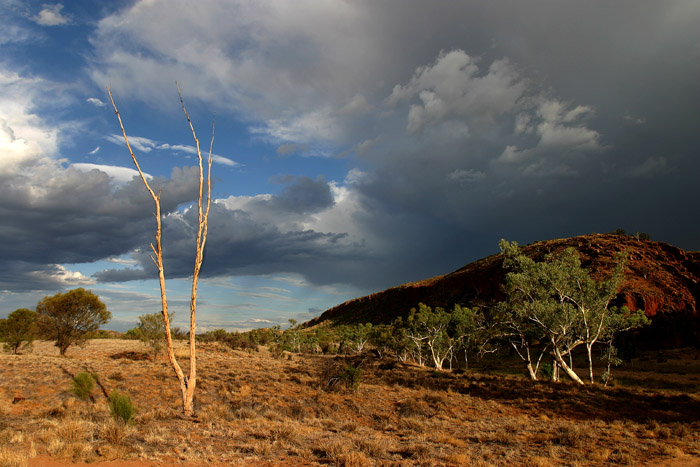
[308,234,700,348]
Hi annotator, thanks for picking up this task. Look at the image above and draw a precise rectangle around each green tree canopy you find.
[36,288,111,356]
[0,308,38,354]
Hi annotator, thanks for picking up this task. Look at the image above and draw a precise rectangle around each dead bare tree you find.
[107,84,213,417]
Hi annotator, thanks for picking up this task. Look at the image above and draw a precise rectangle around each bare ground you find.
[1,339,699,466]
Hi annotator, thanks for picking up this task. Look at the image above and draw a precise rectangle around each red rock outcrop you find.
[307,234,700,348]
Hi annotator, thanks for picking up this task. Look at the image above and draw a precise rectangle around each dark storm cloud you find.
[6,0,700,296]
[0,164,200,290]
[267,176,334,214]
[93,175,372,286]
[89,0,700,288]
[94,203,365,285]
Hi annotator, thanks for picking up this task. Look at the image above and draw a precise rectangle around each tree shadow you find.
[372,361,700,424]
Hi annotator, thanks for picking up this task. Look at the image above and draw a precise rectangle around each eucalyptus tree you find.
[499,240,649,384]
[559,249,648,383]
[397,303,479,371]
[500,240,586,384]
[493,298,550,380]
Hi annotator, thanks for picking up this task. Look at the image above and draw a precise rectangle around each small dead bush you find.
[396,399,432,418]
[321,361,362,392]
[553,424,588,447]
[99,419,133,445]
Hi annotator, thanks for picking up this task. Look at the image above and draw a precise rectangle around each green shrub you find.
[72,372,95,400]
[340,364,362,392]
[108,391,137,424]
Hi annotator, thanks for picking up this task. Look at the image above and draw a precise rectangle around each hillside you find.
[307,234,700,347]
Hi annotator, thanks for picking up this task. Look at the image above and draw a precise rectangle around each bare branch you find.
[107,87,158,204]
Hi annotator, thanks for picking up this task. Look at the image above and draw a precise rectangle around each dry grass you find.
[0,447,31,467]
[1,339,699,466]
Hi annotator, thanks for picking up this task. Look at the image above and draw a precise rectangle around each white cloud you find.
[106,134,159,153]
[86,97,106,107]
[495,97,602,174]
[0,70,59,176]
[212,155,238,167]
[88,0,383,149]
[105,257,139,266]
[31,3,69,26]
[107,134,239,166]
[30,264,95,286]
[163,143,238,167]
[0,4,31,46]
[386,50,526,134]
[70,163,150,184]
[250,110,340,147]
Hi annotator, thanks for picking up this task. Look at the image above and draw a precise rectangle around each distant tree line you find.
[194,239,650,385]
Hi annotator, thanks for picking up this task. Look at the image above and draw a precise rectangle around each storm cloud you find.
[2,0,700,300]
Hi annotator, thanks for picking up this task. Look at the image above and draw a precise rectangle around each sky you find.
[1,0,699,332]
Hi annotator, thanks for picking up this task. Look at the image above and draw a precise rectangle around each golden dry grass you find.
[1,339,699,466]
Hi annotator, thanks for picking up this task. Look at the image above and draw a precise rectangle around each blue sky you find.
[2,0,699,332]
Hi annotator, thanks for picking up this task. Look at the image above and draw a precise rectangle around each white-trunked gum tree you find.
[107,84,214,417]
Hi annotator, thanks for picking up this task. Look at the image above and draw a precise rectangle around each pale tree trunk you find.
[427,341,445,371]
[522,343,537,381]
[526,360,537,380]
[569,350,574,374]
[408,336,425,366]
[586,343,595,384]
[552,345,584,385]
[510,339,547,381]
[109,86,213,417]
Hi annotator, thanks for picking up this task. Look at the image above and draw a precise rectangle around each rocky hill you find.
[307,234,700,348]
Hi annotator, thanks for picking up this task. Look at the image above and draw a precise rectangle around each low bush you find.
[71,372,95,400]
[108,391,137,425]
